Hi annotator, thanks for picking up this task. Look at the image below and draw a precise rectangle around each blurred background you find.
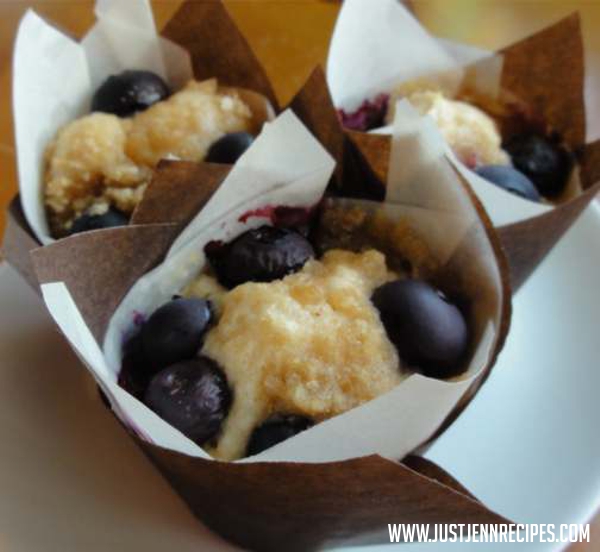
[0,2,598,548]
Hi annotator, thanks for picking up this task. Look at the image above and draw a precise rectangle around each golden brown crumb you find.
[186,249,404,460]
[387,88,510,167]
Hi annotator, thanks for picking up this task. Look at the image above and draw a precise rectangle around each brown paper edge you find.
[31,223,179,343]
[134,437,509,551]
[430,165,512,438]
[500,13,585,148]
[579,139,600,190]
[288,66,345,185]
[498,181,600,292]
[162,0,279,110]
[131,160,230,228]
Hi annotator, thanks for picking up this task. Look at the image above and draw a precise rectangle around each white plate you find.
[1,202,599,551]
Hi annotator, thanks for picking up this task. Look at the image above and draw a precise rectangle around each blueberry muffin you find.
[119,207,470,460]
[44,72,258,237]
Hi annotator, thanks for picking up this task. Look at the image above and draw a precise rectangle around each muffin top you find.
[185,249,405,460]
[44,79,252,235]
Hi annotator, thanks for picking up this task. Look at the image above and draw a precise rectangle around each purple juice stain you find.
[132,311,146,326]
[204,239,225,258]
[338,93,389,132]
[117,311,149,399]
[237,204,317,233]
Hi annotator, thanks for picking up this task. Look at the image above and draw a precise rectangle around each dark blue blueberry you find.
[372,280,469,378]
[144,357,231,446]
[504,134,573,198]
[118,330,152,399]
[69,207,129,235]
[246,415,313,457]
[474,165,541,202]
[205,132,255,164]
[141,298,213,369]
[91,70,170,117]
[206,226,314,288]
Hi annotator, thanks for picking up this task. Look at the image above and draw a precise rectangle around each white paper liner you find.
[39,104,505,464]
[326,0,462,111]
[13,0,272,245]
[370,119,556,226]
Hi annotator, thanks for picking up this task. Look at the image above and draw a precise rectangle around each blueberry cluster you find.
[119,224,469,457]
[119,297,228,447]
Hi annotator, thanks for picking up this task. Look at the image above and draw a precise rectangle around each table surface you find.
[1,1,599,550]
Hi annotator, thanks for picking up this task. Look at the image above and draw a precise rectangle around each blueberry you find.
[144,357,231,446]
[372,280,469,378]
[205,132,255,164]
[69,207,129,235]
[206,226,314,288]
[91,70,170,117]
[504,134,573,197]
[474,165,540,202]
[246,415,313,457]
[141,298,212,370]
[118,331,151,399]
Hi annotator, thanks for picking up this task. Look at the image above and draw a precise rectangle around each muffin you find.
[44,76,262,237]
[13,0,275,245]
[329,1,582,206]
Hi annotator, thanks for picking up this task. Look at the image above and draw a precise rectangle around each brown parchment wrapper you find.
[32,224,178,343]
[131,160,230,228]
[498,181,600,290]
[580,139,600,190]
[289,12,598,292]
[288,67,388,201]
[28,189,509,550]
[2,198,40,292]
[162,0,278,110]
[499,13,585,148]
